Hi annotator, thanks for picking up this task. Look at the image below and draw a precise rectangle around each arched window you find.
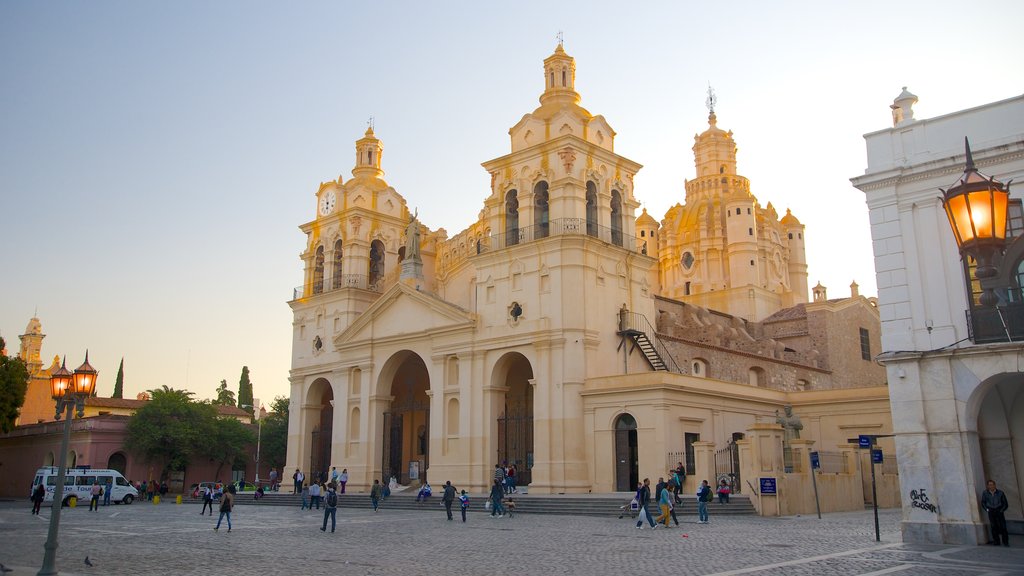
[350,407,360,441]
[549,70,554,88]
[610,190,623,246]
[447,397,460,436]
[534,181,549,239]
[107,452,127,474]
[332,240,343,289]
[505,190,519,246]
[586,181,598,237]
[561,69,566,86]
[367,150,373,165]
[313,245,325,294]
[369,240,385,288]
[692,358,708,378]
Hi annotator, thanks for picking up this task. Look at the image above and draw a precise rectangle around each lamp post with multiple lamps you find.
[941,137,1012,308]
[38,353,98,576]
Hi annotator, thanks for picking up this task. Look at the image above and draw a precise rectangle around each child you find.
[503,496,517,518]
[459,490,470,522]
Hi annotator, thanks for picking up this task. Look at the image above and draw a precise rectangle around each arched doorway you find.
[974,373,1024,523]
[493,352,534,486]
[308,378,334,484]
[381,352,430,485]
[614,413,639,492]
[107,452,127,475]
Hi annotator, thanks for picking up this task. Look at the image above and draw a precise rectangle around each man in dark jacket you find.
[982,480,1010,546]
[442,481,457,521]
[635,478,656,529]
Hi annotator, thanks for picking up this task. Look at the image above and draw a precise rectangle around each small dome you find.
[23,317,42,335]
[636,207,658,227]
[893,86,917,106]
[780,208,802,227]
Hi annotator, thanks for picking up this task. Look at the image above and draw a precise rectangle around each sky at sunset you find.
[2,1,1022,404]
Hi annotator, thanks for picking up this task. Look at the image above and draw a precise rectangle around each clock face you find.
[319,190,336,215]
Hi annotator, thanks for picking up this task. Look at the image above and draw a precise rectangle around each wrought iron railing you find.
[966,302,1024,343]
[478,217,637,253]
[292,274,385,300]
[617,310,682,373]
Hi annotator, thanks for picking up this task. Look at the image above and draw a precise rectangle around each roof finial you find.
[706,84,717,115]
[367,116,374,131]
[556,30,564,47]
[964,137,975,172]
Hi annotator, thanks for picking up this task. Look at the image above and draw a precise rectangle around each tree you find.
[111,358,124,399]
[126,386,210,479]
[0,337,31,433]
[237,366,253,414]
[260,396,289,472]
[213,379,236,406]
[201,415,256,479]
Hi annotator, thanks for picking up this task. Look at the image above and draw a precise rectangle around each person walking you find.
[88,481,102,511]
[215,485,235,532]
[31,484,45,515]
[320,483,339,533]
[201,484,215,515]
[300,483,310,510]
[459,490,470,522]
[442,481,457,521]
[370,479,383,512]
[293,469,304,494]
[697,480,712,524]
[309,481,322,510]
[655,482,673,527]
[982,480,1010,546]
[635,478,657,529]
[489,479,506,517]
[103,478,112,506]
[493,464,506,494]
[339,468,349,494]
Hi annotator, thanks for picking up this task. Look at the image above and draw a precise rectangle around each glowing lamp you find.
[49,359,74,400]
[72,351,98,396]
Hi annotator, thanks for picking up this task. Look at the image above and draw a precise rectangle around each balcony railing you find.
[292,274,385,300]
[966,302,1024,343]
[477,218,637,253]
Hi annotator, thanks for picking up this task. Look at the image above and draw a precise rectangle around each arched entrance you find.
[494,352,534,486]
[107,452,127,475]
[308,378,334,483]
[614,413,639,492]
[973,373,1024,523]
[381,352,430,484]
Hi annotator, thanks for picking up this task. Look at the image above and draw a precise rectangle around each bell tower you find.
[353,125,384,179]
[18,316,44,375]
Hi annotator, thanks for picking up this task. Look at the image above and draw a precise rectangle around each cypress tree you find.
[238,366,253,414]
[112,358,124,399]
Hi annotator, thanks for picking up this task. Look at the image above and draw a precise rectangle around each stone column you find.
[742,423,785,516]
[692,441,717,486]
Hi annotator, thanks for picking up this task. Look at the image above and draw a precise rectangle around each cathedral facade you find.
[285,45,889,496]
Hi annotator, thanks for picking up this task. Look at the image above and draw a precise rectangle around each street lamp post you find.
[941,138,1013,307]
[38,353,97,576]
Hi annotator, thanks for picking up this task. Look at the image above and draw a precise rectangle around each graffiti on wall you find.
[909,489,938,513]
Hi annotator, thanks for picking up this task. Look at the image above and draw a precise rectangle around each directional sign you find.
[759,477,777,495]
[872,449,883,464]
[810,451,821,470]
[858,435,873,448]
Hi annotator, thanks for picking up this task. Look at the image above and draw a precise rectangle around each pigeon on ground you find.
[0,563,13,573]
[85,556,94,567]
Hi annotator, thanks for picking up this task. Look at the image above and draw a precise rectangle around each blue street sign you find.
[759,477,777,495]
[872,449,883,464]
[859,435,873,448]
[810,451,820,470]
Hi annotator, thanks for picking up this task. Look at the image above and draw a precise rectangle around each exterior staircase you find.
[617,310,681,372]
[213,490,756,518]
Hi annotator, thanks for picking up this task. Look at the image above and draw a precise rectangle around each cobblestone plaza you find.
[0,500,1019,575]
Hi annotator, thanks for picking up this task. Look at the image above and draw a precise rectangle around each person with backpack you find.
[697,480,712,524]
[442,481,457,521]
[459,490,470,522]
[320,483,339,533]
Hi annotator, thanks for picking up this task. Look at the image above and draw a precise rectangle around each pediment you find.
[334,282,476,347]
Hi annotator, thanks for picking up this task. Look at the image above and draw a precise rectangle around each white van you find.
[32,467,139,506]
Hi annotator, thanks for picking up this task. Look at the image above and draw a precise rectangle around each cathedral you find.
[285,44,890,498]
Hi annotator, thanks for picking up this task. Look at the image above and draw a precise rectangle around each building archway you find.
[107,452,127,475]
[614,413,639,492]
[379,351,430,485]
[971,372,1024,523]
[307,378,334,483]
[44,451,54,466]
[492,352,534,486]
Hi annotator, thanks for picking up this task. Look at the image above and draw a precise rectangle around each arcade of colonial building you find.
[285,44,894,506]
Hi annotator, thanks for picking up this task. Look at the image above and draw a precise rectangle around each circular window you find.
[681,251,695,270]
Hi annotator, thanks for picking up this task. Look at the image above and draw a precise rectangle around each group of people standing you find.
[493,462,518,494]
[632,464,716,528]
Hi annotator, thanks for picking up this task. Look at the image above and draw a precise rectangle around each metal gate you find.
[714,441,741,494]
[310,404,333,483]
[497,408,533,485]
[381,400,429,485]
